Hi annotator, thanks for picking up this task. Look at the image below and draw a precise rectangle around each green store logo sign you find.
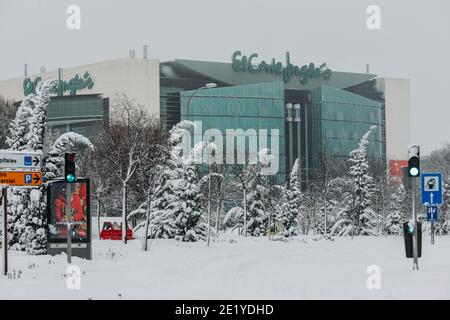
[231,51,332,85]
[23,71,94,96]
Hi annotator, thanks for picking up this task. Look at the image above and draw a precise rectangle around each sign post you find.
[426,206,438,245]
[1,188,7,276]
[0,171,42,188]
[0,150,43,276]
[0,151,41,170]
[421,173,443,247]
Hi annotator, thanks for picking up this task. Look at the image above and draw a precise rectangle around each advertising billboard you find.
[47,179,91,243]
[389,160,408,178]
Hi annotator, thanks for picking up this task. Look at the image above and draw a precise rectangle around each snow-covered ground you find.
[1,233,450,300]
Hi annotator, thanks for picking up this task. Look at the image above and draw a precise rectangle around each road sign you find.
[0,171,42,187]
[426,206,438,221]
[0,150,41,170]
[421,173,442,205]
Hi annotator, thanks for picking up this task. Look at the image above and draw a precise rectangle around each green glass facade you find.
[181,82,286,183]
[161,59,388,184]
[47,94,108,138]
[310,85,384,170]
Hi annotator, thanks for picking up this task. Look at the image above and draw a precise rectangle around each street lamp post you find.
[184,83,217,247]
[185,83,217,120]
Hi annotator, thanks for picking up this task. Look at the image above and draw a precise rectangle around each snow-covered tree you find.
[137,121,209,242]
[331,128,377,236]
[245,149,273,237]
[172,127,210,242]
[172,162,207,241]
[0,96,17,149]
[143,164,180,240]
[223,206,245,231]
[6,94,34,151]
[4,80,57,254]
[20,80,57,254]
[131,121,192,241]
[4,94,35,248]
[124,121,170,250]
[94,96,153,244]
[434,178,450,235]
[384,184,408,235]
[278,159,301,237]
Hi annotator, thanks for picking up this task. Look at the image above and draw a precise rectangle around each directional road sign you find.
[0,171,42,187]
[426,206,438,221]
[0,150,41,170]
[421,173,442,205]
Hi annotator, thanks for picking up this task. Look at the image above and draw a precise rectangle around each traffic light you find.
[403,221,422,258]
[64,153,76,183]
[408,145,420,177]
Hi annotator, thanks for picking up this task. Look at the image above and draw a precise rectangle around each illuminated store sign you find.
[23,71,94,96]
[231,51,332,85]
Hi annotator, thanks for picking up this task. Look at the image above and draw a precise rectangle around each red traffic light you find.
[65,153,76,162]
[65,153,76,183]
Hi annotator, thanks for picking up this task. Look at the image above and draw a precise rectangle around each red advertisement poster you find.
[389,160,408,178]
[47,180,90,242]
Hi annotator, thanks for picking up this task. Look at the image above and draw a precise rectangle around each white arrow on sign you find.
[430,193,434,204]
[0,150,42,170]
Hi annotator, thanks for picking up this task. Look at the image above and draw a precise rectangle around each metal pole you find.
[431,220,435,245]
[207,165,211,247]
[2,188,8,276]
[412,178,419,270]
[243,186,247,237]
[66,183,72,264]
[186,87,205,120]
[243,163,247,238]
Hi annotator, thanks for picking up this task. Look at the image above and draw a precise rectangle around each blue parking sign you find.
[24,156,32,166]
[421,173,442,205]
[427,206,438,221]
[24,174,32,184]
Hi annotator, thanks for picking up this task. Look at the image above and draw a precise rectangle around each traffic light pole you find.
[66,182,72,264]
[412,177,419,270]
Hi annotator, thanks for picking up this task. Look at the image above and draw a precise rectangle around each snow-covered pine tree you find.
[435,178,450,235]
[139,163,180,239]
[223,206,245,231]
[278,158,301,237]
[172,161,207,241]
[132,121,188,241]
[245,149,272,237]
[5,94,35,248]
[385,184,407,235]
[19,79,57,254]
[246,185,267,236]
[331,128,377,236]
[142,121,208,242]
[6,94,34,151]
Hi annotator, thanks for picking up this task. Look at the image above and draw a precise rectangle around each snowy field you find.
[1,233,450,300]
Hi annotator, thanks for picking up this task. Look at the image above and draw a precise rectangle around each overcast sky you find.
[0,0,449,155]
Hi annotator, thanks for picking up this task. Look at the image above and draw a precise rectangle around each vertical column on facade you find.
[294,103,301,183]
[286,103,293,173]
[304,101,309,190]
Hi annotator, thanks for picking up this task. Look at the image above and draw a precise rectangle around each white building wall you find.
[377,78,410,161]
[0,57,160,117]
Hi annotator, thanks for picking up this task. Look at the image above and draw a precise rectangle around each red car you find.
[100,222,133,240]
